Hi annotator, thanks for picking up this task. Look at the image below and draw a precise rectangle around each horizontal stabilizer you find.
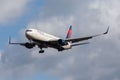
[72,42,89,46]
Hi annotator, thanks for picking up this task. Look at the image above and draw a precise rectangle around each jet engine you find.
[58,39,68,46]
[24,42,35,49]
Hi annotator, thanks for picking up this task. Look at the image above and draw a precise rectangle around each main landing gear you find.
[39,50,44,53]
[39,47,44,53]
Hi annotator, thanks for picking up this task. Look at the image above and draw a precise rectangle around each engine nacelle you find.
[58,39,72,51]
[58,39,68,46]
[62,42,72,50]
[24,42,35,49]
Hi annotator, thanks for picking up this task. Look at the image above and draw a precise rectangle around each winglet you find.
[9,36,12,44]
[104,26,109,34]
[66,25,72,39]
[9,36,11,44]
[9,36,14,44]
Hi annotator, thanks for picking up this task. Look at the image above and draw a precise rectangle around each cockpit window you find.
[26,30,32,32]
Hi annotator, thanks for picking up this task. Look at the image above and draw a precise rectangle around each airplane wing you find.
[9,37,37,48]
[66,26,109,43]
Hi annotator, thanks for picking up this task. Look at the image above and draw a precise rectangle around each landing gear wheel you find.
[39,50,44,53]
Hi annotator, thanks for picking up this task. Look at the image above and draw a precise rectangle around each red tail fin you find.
[66,25,72,39]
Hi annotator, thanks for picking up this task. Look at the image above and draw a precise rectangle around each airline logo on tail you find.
[66,25,72,39]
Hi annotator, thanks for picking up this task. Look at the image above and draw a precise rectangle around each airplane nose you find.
[25,30,32,35]
[26,30,32,33]
[25,30,32,40]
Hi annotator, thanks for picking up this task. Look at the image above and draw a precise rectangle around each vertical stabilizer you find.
[66,25,72,39]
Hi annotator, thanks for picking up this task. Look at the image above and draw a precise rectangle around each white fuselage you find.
[25,29,72,50]
[25,29,60,41]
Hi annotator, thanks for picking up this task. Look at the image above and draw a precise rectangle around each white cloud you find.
[0,0,31,24]
[1,0,120,80]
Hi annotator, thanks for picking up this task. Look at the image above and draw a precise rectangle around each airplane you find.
[9,25,109,53]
